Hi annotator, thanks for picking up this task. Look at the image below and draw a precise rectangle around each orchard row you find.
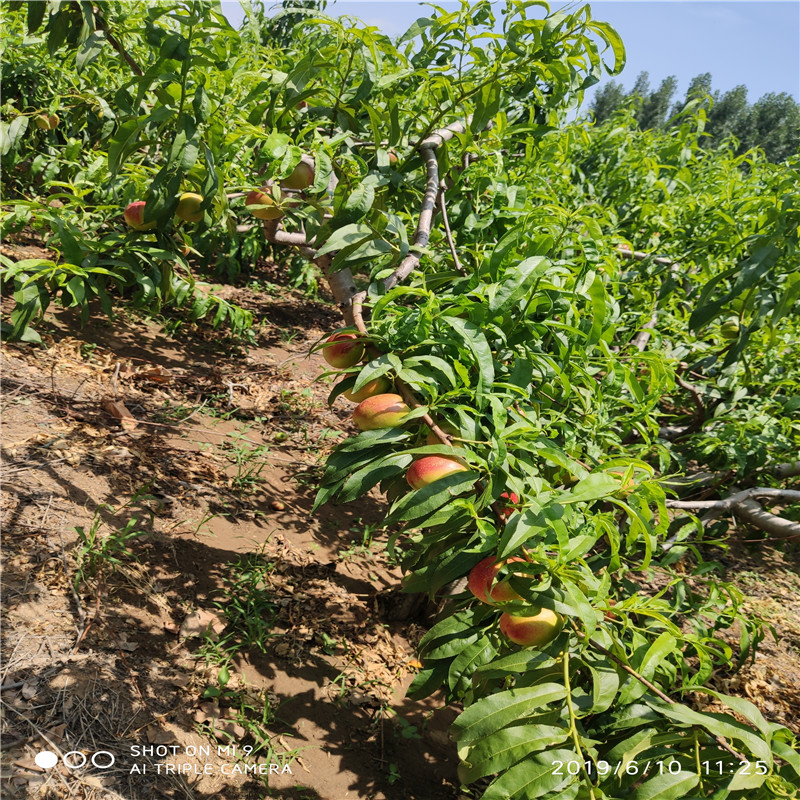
[322,330,564,649]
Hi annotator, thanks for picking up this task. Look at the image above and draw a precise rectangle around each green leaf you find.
[647,700,771,762]
[406,661,448,700]
[481,748,578,800]
[589,20,626,75]
[622,632,677,703]
[443,316,494,405]
[475,649,556,679]
[460,724,569,783]
[630,769,699,800]
[27,0,46,33]
[558,473,620,504]
[168,115,200,172]
[337,452,413,503]
[451,684,568,747]
[471,79,502,134]
[263,130,290,159]
[76,30,105,72]
[489,256,549,318]
[448,637,496,693]
[316,223,374,257]
[3,116,29,155]
[384,471,478,526]
[587,656,620,713]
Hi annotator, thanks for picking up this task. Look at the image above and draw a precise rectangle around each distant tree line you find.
[589,71,800,163]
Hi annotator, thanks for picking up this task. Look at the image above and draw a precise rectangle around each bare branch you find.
[616,245,675,267]
[666,488,800,540]
[384,117,482,291]
[675,374,706,418]
[773,461,800,478]
[438,180,466,276]
[91,4,143,76]
[665,487,800,512]
[733,499,800,539]
[632,311,657,351]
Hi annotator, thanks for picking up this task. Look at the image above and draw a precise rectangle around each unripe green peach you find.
[176,192,204,222]
[282,160,315,191]
[245,188,284,220]
[720,318,740,339]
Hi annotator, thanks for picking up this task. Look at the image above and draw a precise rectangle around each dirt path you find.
[1,280,461,800]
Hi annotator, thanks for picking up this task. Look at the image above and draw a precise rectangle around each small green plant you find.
[73,495,151,592]
[209,553,279,655]
[277,387,315,417]
[386,762,401,785]
[338,518,382,561]
[219,436,271,494]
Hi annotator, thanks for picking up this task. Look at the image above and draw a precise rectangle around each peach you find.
[176,192,204,222]
[343,376,391,403]
[468,556,525,605]
[352,393,410,431]
[499,608,563,647]
[35,114,58,130]
[424,421,460,446]
[406,455,469,490]
[499,491,520,518]
[282,160,315,191]
[124,201,157,231]
[323,333,365,369]
[245,189,284,220]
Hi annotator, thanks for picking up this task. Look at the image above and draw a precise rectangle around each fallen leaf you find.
[179,609,227,641]
[102,398,137,430]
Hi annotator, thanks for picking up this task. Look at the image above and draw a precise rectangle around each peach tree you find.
[2,2,799,798]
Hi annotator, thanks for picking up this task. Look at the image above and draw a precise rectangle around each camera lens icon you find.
[34,750,115,770]
[34,751,59,769]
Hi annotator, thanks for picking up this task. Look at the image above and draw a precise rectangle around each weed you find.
[338,518,382,561]
[277,387,314,416]
[155,399,200,424]
[219,436,271,494]
[73,493,153,592]
[79,341,99,361]
[197,671,301,777]
[280,328,302,345]
[290,464,324,489]
[200,553,279,658]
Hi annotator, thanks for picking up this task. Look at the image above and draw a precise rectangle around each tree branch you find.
[616,245,675,267]
[666,488,800,539]
[383,117,482,291]
[91,4,143,76]
[438,181,466,276]
[665,487,800,512]
[574,630,748,764]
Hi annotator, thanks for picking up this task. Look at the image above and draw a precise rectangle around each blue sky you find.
[221,1,800,108]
